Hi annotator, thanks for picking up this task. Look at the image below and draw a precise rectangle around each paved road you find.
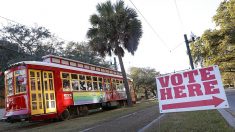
[226,89,235,112]
[0,102,160,132]
[219,89,235,128]
[80,106,159,132]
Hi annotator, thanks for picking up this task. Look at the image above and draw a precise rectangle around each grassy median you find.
[147,110,234,132]
[19,100,158,132]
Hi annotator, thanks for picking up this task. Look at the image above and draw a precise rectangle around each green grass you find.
[22,100,158,131]
[147,110,234,132]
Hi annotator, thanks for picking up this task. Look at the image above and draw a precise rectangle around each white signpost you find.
[156,65,229,113]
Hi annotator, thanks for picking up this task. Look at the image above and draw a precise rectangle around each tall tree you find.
[130,67,159,99]
[87,0,142,106]
[190,0,235,86]
[0,24,63,60]
[63,41,111,68]
[0,40,18,98]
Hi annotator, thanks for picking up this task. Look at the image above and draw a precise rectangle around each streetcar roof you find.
[10,61,125,79]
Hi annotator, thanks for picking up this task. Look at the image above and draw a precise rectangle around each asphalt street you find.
[226,89,235,112]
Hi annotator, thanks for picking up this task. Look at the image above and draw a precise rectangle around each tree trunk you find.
[144,88,148,99]
[151,89,156,96]
[117,54,132,106]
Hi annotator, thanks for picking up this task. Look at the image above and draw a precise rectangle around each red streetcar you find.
[3,55,136,122]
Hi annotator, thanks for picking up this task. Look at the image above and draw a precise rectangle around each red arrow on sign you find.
[162,96,224,110]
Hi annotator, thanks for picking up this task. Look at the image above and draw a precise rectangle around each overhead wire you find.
[0,15,24,26]
[0,15,70,43]
[169,0,187,53]
[174,0,184,33]
[128,0,171,52]
[0,15,71,62]
[170,41,184,53]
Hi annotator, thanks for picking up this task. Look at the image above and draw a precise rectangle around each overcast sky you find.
[0,0,222,74]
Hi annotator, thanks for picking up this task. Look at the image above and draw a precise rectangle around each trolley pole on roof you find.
[184,34,194,70]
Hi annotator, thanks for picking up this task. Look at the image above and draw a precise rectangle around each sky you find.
[0,0,222,74]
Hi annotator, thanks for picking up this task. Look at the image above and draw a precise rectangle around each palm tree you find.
[87,0,142,106]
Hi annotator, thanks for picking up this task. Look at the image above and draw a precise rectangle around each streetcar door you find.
[29,70,57,115]
[42,71,57,113]
[29,70,44,115]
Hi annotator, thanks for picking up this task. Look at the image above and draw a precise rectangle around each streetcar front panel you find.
[4,66,29,121]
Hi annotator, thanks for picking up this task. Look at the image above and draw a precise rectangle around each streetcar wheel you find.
[60,109,70,121]
[82,106,88,116]
[76,106,80,116]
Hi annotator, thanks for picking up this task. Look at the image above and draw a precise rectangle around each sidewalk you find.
[218,108,235,128]
[218,89,235,129]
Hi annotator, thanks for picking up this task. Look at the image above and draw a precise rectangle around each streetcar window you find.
[44,72,47,78]
[46,101,49,108]
[39,102,43,109]
[31,79,36,91]
[38,93,42,101]
[72,80,79,90]
[79,75,85,80]
[117,80,124,91]
[93,76,97,81]
[61,73,71,91]
[86,76,92,91]
[71,74,78,79]
[32,94,36,101]
[79,75,86,90]
[15,69,27,94]
[62,80,70,91]
[98,77,102,82]
[37,78,41,90]
[61,60,69,65]
[87,81,92,91]
[62,73,70,78]
[49,79,53,90]
[80,81,86,90]
[51,58,60,63]
[30,71,35,77]
[50,93,55,100]
[48,73,53,78]
[104,78,111,90]
[46,93,49,100]
[112,79,117,90]
[104,84,110,90]
[86,76,91,80]
[6,72,13,96]
[32,102,37,110]
[93,77,98,91]
[37,72,40,78]
[51,101,55,108]
[98,77,103,91]
[93,82,98,90]
[72,74,79,91]
[44,81,48,90]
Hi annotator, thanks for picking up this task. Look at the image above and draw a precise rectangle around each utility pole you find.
[113,57,118,71]
[184,34,194,70]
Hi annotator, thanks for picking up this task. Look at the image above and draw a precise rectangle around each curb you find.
[218,109,235,129]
